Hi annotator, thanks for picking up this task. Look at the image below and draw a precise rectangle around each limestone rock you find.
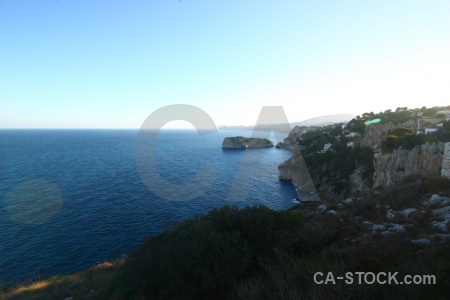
[317,204,327,211]
[281,126,320,146]
[371,224,386,232]
[362,120,418,151]
[442,142,450,179]
[278,146,319,200]
[387,223,406,233]
[428,194,450,206]
[432,206,450,217]
[343,198,353,205]
[222,136,274,149]
[350,166,371,193]
[399,208,417,217]
[431,221,448,232]
[373,142,444,188]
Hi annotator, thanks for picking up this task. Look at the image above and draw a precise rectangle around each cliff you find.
[277,106,450,197]
[278,146,320,201]
[276,126,319,148]
[222,136,274,149]
[442,143,450,179]
[373,142,445,187]
[362,120,418,151]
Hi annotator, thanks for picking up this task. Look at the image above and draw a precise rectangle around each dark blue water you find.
[0,129,297,283]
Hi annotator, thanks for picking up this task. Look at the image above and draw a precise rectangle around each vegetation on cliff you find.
[280,105,450,196]
[381,121,450,153]
[297,125,374,195]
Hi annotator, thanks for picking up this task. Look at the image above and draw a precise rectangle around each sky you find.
[1,0,449,129]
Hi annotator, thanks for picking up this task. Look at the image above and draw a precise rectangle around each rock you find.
[371,224,386,232]
[317,204,327,211]
[442,142,450,179]
[429,194,449,205]
[399,208,417,217]
[430,207,450,232]
[431,221,448,232]
[362,119,418,151]
[440,199,450,207]
[432,206,450,217]
[373,142,444,188]
[350,166,371,193]
[275,142,286,149]
[327,210,337,215]
[387,223,406,233]
[282,126,319,146]
[278,146,319,200]
[222,137,274,149]
[343,198,353,205]
[386,213,395,220]
[411,239,431,246]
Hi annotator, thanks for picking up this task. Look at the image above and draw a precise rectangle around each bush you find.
[419,176,450,196]
[110,206,303,299]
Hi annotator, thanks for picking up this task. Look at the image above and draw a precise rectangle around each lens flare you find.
[6,180,63,225]
[364,118,381,125]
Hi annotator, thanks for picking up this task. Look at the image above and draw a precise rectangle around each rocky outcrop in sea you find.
[222,136,274,149]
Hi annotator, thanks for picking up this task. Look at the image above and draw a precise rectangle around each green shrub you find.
[110,206,303,299]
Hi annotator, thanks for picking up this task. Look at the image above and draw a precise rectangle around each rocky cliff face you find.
[276,126,320,148]
[350,166,372,193]
[373,142,445,187]
[441,142,450,179]
[361,119,449,188]
[278,146,320,201]
[278,116,448,197]
[362,120,418,151]
[222,137,274,149]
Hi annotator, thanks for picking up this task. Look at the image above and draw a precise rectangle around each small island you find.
[222,136,274,149]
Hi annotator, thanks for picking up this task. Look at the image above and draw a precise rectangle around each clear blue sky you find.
[1,0,449,128]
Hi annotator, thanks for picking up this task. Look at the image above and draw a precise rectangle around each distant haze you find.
[219,113,355,132]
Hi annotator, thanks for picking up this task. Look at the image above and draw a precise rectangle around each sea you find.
[0,129,298,283]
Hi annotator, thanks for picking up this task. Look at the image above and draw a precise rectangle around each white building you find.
[437,110,450,116]
[345,132,360,138]
[425,128,438,135]
[318,143,333,153]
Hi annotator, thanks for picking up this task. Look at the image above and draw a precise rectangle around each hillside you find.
[278,106,450,198]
